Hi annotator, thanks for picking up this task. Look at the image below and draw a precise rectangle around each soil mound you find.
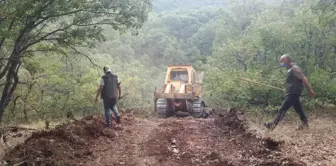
[3,115,120,166]
[214,108,248,133]
[3,108,309,166]
[213,108,305,166]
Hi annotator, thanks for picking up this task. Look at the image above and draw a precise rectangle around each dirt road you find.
[84,110,295,166]
[3,109,336,166]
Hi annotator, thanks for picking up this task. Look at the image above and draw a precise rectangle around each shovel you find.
[239,78,307,97]
[239,78,283,91]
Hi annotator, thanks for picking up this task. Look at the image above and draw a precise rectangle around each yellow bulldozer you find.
[154,65,211,118]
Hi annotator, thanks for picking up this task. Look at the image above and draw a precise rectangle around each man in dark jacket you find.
[264,54,316,130]
[95,66,121,127]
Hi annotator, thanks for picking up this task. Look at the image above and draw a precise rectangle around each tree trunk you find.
[0,60,20,122]
[22,82,35,123]
[0,37,27,122]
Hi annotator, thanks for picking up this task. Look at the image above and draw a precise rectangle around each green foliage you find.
[131,7,222,66]
[0,0,152,122]
[207,0,336,109]
[2,0,336,124]
[153,0,228,12]
[309,69,336,105]
[314,0,336,25]
[204,67,284,108]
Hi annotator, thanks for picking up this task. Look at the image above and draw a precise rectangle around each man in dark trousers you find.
[264,54,316,130]
[95,66,121,127]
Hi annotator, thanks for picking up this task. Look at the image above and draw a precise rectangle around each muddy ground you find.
[2,109,336,166]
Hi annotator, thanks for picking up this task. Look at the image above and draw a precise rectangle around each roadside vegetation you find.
[0,0,335,125]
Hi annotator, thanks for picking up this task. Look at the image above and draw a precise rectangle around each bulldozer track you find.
[155,98,209,118]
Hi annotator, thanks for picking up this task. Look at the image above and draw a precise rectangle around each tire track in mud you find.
[139,110,306,166]
[141,118,225,166]
[84,117,224,166]
[83,118,162,166]
[141,118,248,166]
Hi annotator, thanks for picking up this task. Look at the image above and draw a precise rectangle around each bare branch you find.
[74,21,122,27]
[20,25,72,52]
[40,9,86,20]
[31,22,50,40]
[33,0,57,18]
[63,41,99,68]
[0,57,10,61]
[17,5,125,54]
[25,48,58,54]
[28,8,86,33]
[82,10,119,15]
[0,18,16,57]
[19,97,41,117]
[0,14,22,21]
[10,95,21,116]
[0,60,10,80]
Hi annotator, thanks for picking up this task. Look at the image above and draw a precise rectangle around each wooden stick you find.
[239,78,283,91]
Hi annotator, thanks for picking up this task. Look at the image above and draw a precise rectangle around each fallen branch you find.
[12,160,27,166]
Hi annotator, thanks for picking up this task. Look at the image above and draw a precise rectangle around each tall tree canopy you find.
[0,0,152,121]
[1,0,335,124]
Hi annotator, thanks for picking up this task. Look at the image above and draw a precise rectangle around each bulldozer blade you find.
[175,111,191,117]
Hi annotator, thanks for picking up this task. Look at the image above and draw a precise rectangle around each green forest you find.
[0,0,335,124]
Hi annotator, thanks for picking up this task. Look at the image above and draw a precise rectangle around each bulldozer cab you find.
[165,65,195,84]
[170,70,188,82]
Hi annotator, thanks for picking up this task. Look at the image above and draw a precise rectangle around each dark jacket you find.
[285,65,304,96]
[101,72,119,99]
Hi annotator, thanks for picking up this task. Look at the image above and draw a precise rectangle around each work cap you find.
[103,66,111,73]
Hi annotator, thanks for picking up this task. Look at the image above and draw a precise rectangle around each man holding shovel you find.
[264,54,316,130]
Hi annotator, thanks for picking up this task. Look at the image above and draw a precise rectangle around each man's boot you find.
[264,122,275,130]
[297,120,308,130]
[116,116,121,124]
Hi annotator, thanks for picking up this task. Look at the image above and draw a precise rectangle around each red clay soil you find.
[3,114,125,166]
[3,109,308,166]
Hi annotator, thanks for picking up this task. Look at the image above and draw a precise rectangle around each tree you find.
[152,0,228,12]
[212,0,265,71]
[207,0,336,109]
[314,0,336,25]
[0,0,152,121]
